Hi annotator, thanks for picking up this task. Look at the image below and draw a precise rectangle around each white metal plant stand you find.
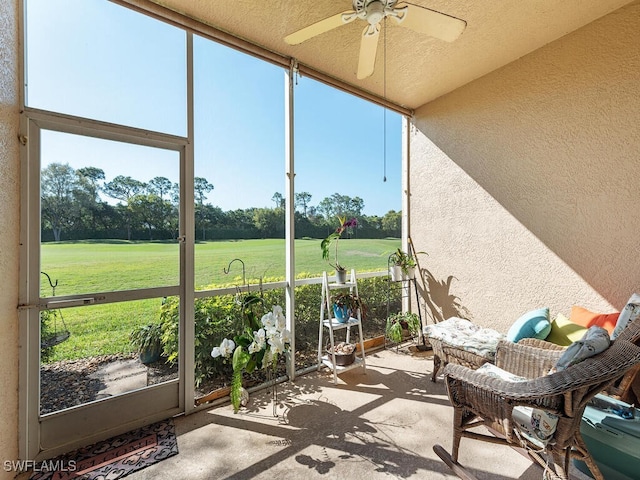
[318,269,366,384]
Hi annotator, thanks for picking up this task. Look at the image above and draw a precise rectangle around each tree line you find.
[40,163,402,242]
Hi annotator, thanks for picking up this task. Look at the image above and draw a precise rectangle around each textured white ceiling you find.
[151,0,633,110]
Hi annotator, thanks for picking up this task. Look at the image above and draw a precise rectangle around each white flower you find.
[262,306,286,336]
[269,335,285,355]
[273,304,284,317]
[261,311,276,330]
[248,341,261,353]
[211,338,235,358]
[254,328,266,349]
[273,305,286,331]
[280,328,292,345]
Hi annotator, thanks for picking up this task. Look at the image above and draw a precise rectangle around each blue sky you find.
[27,0,402,216]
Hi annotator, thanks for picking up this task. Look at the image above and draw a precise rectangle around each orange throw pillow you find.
[570,305,619,335]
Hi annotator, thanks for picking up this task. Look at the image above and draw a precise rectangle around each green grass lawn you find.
[41,238,400,362]
[195,237,400,287]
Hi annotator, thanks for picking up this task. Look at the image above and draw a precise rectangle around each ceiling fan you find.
[284,0,466,79]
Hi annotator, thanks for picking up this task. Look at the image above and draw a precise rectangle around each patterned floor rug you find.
[30,419,178,480]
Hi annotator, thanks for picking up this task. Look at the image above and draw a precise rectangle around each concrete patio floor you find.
[128,345,592,480]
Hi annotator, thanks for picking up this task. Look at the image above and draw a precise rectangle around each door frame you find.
[18,108,195,460]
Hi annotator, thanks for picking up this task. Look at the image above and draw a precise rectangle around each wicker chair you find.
[424,318,505,382]
[441,337,640,480]
[429,337,493,382]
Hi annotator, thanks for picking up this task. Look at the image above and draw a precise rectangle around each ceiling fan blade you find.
[393,4,466,42]
[357,24,380,80]
[285,10,356,45]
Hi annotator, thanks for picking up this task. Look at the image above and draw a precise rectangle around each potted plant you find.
[321,216,357,284]
[386,311,421,344]
[130,323,164,365]
[326,341,356,366]
[389,248,425,281]
[211,294,291,413]
[332,292,365,323]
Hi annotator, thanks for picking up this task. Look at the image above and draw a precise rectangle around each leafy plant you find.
[211,293,291,413]
[332,291,366,318]
[321,216,357,272]
[129,323,163,353]
[389,248,424,275]
[385,311,421,344]
[160,293,238,387]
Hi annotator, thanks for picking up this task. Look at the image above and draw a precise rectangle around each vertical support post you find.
[353,269,366,374]
[284,62,296,380]
[401,115,411,314]
[20,117,41,459]
[318,272,327,371]
[182,32,196,414]
[19,0,38,455]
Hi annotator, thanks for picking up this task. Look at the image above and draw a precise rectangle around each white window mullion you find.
[284,64,296,380]
[183,32,196,414]
[402,116,411,313]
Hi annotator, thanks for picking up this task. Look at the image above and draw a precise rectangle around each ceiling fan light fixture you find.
[365,1,385,25]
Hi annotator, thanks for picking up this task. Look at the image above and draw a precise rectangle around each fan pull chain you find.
[383,17,387,183]
[383,108,387,182]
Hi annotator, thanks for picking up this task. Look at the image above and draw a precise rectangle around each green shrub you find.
[160,294,236,387]
[292,283,323,351]
[358,276,401,337]
[158,276,401,389]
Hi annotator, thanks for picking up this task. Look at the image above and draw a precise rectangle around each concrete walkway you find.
[89,358,147,399]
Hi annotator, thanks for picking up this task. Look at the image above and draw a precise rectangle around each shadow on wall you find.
[408,2,640,308]
[416,268,471,324]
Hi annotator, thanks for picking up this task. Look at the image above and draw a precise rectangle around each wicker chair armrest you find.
[494,340,563,378]
[444,363,563,403]
[445,339,640,404]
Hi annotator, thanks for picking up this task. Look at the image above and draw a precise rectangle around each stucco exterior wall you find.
[409,1,640,334]
[0,0,20,477]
